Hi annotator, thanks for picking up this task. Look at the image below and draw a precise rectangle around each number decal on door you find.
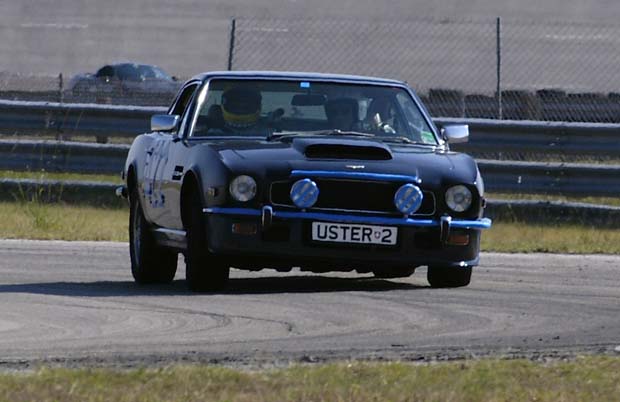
[143,138,170,208]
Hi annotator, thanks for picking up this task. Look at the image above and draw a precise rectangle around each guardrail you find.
[0,140,129,174]
[2,178,618,227]
[0,178,122,206]
[3,101,620,197]
[2,140,620,196]
[3,100,620,157]
[477,160,620,196]
[0,99,165,142]
[438,117,620,159]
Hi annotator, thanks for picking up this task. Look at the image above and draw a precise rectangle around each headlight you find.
[229,175,257,202]
[445,185,472,212]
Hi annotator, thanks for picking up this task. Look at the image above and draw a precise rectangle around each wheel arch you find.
[126,164,137,191]
[180,169,202,230]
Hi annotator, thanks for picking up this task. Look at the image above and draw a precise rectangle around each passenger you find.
[365,96,397,134]
[324,98,359,131]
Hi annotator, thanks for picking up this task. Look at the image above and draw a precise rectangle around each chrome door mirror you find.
[151,114,180,132]
[442,124,469,144]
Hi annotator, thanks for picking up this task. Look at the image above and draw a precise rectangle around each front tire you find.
[427,266,472,288]
[184,189,230,292]
[129,188,177,284]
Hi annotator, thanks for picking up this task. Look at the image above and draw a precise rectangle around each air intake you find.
[304,144,392,160]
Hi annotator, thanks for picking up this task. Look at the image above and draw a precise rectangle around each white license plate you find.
[311,222,398,245]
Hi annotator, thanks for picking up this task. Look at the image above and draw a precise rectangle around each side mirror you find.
[151,114,180,132]
[442,124,469,144]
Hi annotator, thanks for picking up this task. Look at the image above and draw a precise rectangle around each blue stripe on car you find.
[290,170,421,183]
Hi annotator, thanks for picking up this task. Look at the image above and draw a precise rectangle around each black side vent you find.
[304,144,392,160]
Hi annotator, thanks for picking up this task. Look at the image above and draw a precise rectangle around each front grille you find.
[270,179,436,216]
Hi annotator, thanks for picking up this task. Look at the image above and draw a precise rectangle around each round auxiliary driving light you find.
[290,178,319,209]
[445,185,472,212]
[229,175,257,202]
[394,183,424,215]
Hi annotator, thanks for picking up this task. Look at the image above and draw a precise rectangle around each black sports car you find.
[69,62,180,104]
[118,71,491,291]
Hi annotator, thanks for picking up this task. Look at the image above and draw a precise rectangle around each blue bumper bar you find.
[204,206,492,230]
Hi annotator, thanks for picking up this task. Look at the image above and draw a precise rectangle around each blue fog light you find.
[394,183,423,215]
[290,178,319,209]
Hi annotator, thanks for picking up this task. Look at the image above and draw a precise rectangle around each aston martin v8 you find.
[119,71,492,291]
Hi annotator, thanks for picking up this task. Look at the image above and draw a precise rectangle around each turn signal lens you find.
[232,223,257,235]
[447,233,470,246]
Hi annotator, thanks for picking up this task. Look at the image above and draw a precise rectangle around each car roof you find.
[101,62,163,70]
[190,71,407,86]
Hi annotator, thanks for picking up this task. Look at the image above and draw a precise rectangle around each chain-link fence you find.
[0,71,180,106]
[4,16,620,122]
[0,72,65,102]
[230,17,620,122]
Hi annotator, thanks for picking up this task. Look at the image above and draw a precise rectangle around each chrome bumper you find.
[204,206,492,231]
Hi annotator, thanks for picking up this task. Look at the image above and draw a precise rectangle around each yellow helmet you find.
[221,86,261,128]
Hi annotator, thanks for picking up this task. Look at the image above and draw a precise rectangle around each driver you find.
[324,98,359,131]
[221,86,266,134]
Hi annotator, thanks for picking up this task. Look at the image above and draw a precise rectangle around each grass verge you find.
[2,201,620,253]
[1,357,619,402]
[481,221,620,253]
[0,202,127,242]
[0,170,121,183]
[487,192,620,207]
[0,133,134,144]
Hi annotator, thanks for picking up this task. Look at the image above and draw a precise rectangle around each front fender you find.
[182,144,232,208]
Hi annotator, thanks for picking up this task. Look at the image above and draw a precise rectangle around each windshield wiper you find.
[377,136,430,145]
[266,131,311,141]
[308,129,375,138]
[268,129,375,141]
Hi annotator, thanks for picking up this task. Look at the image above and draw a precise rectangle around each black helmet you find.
[222,86,262,127]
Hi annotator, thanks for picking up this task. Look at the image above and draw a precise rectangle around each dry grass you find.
[0,357,619,402]
[0,170,121,183]
[0,133,134,144]
[0,202,128,242]
[482,221,620,253]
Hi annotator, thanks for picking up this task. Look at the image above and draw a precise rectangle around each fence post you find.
[227,18,237,71]
[496,17,502,120]
[58,73,64,103]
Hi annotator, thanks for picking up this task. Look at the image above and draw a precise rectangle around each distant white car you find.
[68,62,181,104]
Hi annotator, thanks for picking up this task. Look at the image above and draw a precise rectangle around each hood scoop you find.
[294,138,393,160]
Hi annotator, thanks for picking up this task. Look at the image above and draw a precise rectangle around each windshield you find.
[115,64,172,81]
[115,64,143,81]
[138,65,172,80]
[192,79,437,145]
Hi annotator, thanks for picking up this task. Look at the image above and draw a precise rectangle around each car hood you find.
[207,136,479,188]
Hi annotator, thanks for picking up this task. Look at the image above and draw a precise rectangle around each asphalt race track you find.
[0,239,618,369]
